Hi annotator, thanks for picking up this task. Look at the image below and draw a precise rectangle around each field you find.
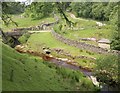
[2,14,55,32]
[54,13,114,45]
[26,32,101,69]
[2,2,119,92]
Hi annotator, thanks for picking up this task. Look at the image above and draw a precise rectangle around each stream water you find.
[48,58,109,92]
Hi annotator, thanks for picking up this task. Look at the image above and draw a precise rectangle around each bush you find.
[56,67,83,82]
[81,78,94,90]
[111,31,120,51]
[19,33,30,44]
[94,55,119,88]
[53,24,60,33]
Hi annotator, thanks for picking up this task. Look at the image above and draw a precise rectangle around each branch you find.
[56,2,74,27]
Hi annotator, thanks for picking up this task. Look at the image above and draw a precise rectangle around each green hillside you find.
[2,43,97,91]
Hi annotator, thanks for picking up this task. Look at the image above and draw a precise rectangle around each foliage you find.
[2,2,25,26]
[43,62,98,91]
[70,2,118,23]
[53,24,62,33]
[25,2,73,27]
[2,2,25,14]
[70,2,93,18]
[19,33,31,44]
[25,2,54,19]
[110,31,120,50]
[110,3,119,51]
[55,2,74,27]
[56,67,83,82]
[94,55,119,88]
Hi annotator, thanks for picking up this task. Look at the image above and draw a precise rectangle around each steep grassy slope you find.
[2,43,97,91]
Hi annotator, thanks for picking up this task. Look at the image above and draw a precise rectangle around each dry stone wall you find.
[5,17,119,55]
[52,48,96,60]
[12,20,59,32]
[5,20,59,37]
[51,30,120,55]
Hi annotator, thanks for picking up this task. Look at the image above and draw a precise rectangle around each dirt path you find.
[70,13,88,21]
[28,30,51,33]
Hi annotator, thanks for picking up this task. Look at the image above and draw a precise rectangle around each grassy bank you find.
[26,32,101,69]
[2,43,98,91]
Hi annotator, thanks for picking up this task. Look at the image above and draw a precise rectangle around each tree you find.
[94,55,119,90]
[70,2,117,22]
[1,2,25,26]
[110,3,119,51]
[1,2,22,47]
[55,2,73,27]
[25,2,54,19]
[25,2,73,27]
[110,31,120,51]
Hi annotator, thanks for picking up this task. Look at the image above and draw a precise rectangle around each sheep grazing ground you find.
[2,43,98,91]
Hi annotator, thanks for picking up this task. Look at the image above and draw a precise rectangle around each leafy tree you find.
[2,2,18,26]
[25,2,54,19]
[110,30,120,51]
[94,55,119,90]
[110,3,119,50]
[91,3,106,21]
[55,2,73,27]
[1,2,23,47]
[70,2,117,22]
[25,2,73,27]
[2,2,25,14]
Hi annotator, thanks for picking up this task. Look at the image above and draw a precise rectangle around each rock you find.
[90,76,100,87]
[96,22,106,27]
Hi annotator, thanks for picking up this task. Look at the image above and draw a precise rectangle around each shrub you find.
[53,24,60,33]
[81,78,94,90]
[94,54,119,89]
[56,67,83,82]
[19,33,31,44]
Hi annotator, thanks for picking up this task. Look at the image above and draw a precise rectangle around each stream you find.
[46,57,109,92]
[15,45,109,92]
[46,57,100,86]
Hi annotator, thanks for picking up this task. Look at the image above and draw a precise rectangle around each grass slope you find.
[2,43,97,91]
[26,32,100,69]
[54,13,114,45]
[27,32,99,58]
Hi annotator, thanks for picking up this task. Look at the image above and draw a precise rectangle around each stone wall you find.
[52,48,96,60]
[5,17,119,55]
[51,30,120,55]
[12,20,59,32]
[5,20,59,37]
